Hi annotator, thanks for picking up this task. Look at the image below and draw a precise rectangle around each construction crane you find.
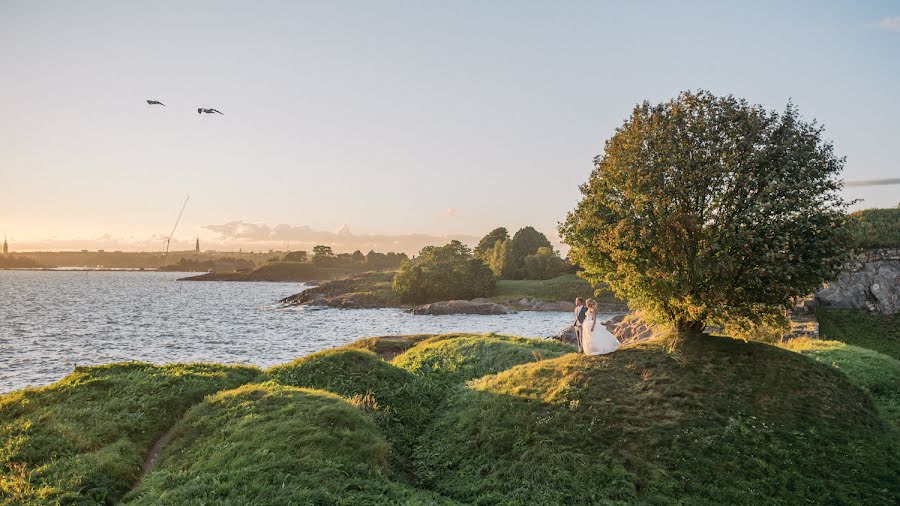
[164,195,190,259]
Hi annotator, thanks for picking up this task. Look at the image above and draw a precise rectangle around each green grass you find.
[4,332,898,504]
[0,363,260,504]
[847,207,900,249]
[124,383,454,505]
[818,308,900,359]
[489,274,621,304]
[266,349,440,477]
[414,334,899,505]
[781,338,900,427]
[391,334,575,386]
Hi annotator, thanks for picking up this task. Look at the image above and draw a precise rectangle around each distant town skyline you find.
[2,1,898,252]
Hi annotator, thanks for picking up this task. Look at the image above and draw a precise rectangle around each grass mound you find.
[782,337,900,427]
[391,334,574,385]
[414,334,899,505]
[266,349,438,474]
[0,363,259,504]
[124,384,452,505]
[818,308,900,360]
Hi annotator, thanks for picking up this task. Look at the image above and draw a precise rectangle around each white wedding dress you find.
[581,310,620,355]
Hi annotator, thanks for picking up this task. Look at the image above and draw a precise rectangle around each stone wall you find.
[815,248,900,314]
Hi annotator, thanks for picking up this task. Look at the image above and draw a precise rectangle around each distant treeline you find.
[269,246,409,270]
[0,255,42,269]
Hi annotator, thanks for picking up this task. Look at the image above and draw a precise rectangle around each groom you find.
[573,297,588,353]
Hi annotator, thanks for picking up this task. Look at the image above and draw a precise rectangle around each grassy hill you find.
[2,332,897,504]
[847,207,900,250]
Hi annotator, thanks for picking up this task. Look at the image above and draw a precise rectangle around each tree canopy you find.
[560,91,849,332]
[474,228,510,260]
[393,240,496,303]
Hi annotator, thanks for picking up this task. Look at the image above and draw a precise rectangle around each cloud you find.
[877,17,900,31]
[844,178,900,187]
[444,207,458,217]
[201,221,479,255]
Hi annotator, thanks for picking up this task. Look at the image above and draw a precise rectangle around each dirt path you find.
[132,424,178,488]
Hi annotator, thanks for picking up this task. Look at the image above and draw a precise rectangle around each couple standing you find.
[574,297,620,355]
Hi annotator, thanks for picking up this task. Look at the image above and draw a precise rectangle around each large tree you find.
[474,227,510,260]
[506,227,552,279]
[560,91,849,332]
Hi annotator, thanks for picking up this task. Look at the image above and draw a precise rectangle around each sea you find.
[0,270,603,393]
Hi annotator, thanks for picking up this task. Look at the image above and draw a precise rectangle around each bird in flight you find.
[146,100,165,106]
[197,108,224,115]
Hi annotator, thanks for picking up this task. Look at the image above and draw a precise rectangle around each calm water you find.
[0,270,594,393]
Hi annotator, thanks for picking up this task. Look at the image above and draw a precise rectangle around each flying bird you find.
[197,108,224,115]
[146,100,165,106]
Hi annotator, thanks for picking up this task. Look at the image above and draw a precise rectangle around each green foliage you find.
[818,308,900,360]
[474,227,510,260]
[414,335,899,505]
[781,338,900,427]
[0,363,259,504]
[506,226,553,279]
[522,246,569,280]
[124,384,453,505]
[488,238,511,277]
[392,241,496,303]
[561,90,849,331]
[266,349,440,475]
[846,207,900,249]
[391,334,573,386]
[282,250,307,262]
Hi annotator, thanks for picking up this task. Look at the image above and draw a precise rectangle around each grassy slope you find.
[266,349,439,477]
[414,334,899,505]
[391,334,575,386]
[782,338,900,427]
[0,363,259,504]
[818,308,900,359]
[124,384,454,505]
[489,274,622,304]
[847,207,900,249]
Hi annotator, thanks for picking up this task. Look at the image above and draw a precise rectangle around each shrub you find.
[392,241,496,303]
[523,246,569,280]
[846,207,900,249]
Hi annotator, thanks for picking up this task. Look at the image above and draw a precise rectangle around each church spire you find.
[2,234,8,255]
[195,237,200,253]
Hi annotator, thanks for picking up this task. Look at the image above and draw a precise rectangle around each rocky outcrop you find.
[601,313,659,345]
[408,300,514,315]
[280,273,397,309]
[816,249,900,314]
[548,325,579,346]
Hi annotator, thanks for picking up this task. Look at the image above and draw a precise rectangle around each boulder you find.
[602,313,658,344]
[547,324,579,346]
[408,300,515,315]
[508,298,576,312]
[816,253,900,314]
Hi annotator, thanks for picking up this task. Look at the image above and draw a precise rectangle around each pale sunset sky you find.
[1,1,898,253]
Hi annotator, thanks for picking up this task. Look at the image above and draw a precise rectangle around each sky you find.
[1,1,898,254]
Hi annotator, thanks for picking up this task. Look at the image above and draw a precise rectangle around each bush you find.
[392,241,496,303]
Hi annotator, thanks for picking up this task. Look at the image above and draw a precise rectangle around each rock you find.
[548,324,579,346]
[602,312,657,344]
[408,300,514,315]
[816,250,900,314]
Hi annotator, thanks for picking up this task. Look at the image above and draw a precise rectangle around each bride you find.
[581,299,620,355]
